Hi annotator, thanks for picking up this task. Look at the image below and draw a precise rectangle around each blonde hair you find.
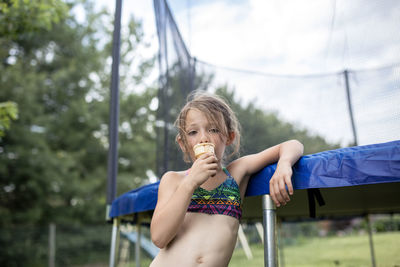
[175,90,241,163]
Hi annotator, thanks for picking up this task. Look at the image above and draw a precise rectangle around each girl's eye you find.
[187,131,197,136]
[209,128,219,133]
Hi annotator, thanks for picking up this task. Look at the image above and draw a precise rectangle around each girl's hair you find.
[175,90,241,163]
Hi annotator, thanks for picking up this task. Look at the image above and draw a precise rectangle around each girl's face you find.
[180,109,233,163]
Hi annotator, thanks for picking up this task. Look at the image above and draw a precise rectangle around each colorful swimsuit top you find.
[187,167,242,220]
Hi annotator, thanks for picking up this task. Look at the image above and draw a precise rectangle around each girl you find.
[150,91,303,266]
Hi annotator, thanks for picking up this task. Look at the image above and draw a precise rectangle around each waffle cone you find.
[193,143,215,159]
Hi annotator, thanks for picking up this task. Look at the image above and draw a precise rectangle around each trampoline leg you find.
[109,218,121,267]
[262,194,277,267]
[135,216,141,267]
[238,224,253,259]
[277,219,285,267]
[255,222,264,243]
[366,214,377,267]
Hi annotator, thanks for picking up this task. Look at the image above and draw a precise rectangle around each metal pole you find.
[109,218,121,267]
[154,0,163,177]
[255,222,264,243]
[135,216,141,267]
[277,219,285,267]
[161,0,170,174]
[106,0,122,216]
[48,223,56,267]
[343,70,358,146]
[262,194,278,267]
[366,214,377,267]
[238,224,253,259]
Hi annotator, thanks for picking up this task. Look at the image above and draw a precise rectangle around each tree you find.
[214,86,339,157]
[0,0,68,140]
[0,0,157,227]
[0,101,18,138]
[1,0,158,265]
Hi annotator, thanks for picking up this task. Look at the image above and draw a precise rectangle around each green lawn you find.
[130,231,400,266]
[229,232,400,267]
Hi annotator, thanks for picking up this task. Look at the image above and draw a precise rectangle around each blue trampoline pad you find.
[110,140,400,220]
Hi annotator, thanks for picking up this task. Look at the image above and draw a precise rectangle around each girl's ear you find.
[177,135,186,152]
[226,132,235,146]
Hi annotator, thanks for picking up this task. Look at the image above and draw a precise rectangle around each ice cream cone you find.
[193,143,215,159]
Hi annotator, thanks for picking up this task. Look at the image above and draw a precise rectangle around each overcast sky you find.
[97,0,400,146]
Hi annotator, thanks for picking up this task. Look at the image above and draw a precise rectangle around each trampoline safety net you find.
[153,0,400,177]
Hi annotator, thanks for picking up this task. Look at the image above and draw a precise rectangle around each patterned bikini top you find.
[187,167,242,220]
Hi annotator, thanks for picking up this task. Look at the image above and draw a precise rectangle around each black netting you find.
[195,61,400,147]
[154,0,195,176]
[349,65,400,145]
[154,0,400,177]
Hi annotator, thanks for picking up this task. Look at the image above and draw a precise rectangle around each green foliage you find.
[215,86,339,157]
[55,224,112,266]
[0,224,111,267]
[0,0,157,264]
[0,0,68,35]
[0,101,18,138]
[363,215,400,232]
[0,0,68,61]
[0,225,49,267]
[1,2,104,227]
[118,88,157,193]
[0,0,156,229]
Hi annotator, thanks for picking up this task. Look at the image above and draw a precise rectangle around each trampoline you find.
[108,140,400,266]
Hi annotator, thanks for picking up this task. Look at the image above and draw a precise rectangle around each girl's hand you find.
[269,161,294,207]
[188,153,218,188]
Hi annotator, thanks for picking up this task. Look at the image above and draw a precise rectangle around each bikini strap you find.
[222,167,231,177]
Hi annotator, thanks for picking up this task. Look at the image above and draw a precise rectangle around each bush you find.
[373,215,400,232]
[0,224,112,267]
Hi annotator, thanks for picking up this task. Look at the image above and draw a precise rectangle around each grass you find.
[121,231,400,266]
[229,231,400,267]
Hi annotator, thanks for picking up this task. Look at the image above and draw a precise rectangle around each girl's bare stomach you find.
[150,212,239,267]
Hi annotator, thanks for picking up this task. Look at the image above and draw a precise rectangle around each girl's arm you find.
[150,171,196,249]
[235,139,304,207]
[269,140,304,206]
[150,153,218,248]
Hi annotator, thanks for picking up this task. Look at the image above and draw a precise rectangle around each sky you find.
[95,0,400,146]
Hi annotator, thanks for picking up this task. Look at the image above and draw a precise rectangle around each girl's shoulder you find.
[159,170,187,190]
[226,158,251,184]
[228,145,281,178]
[227,155,253,173]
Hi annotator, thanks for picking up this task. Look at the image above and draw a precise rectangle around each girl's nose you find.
[199,130,210,143]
